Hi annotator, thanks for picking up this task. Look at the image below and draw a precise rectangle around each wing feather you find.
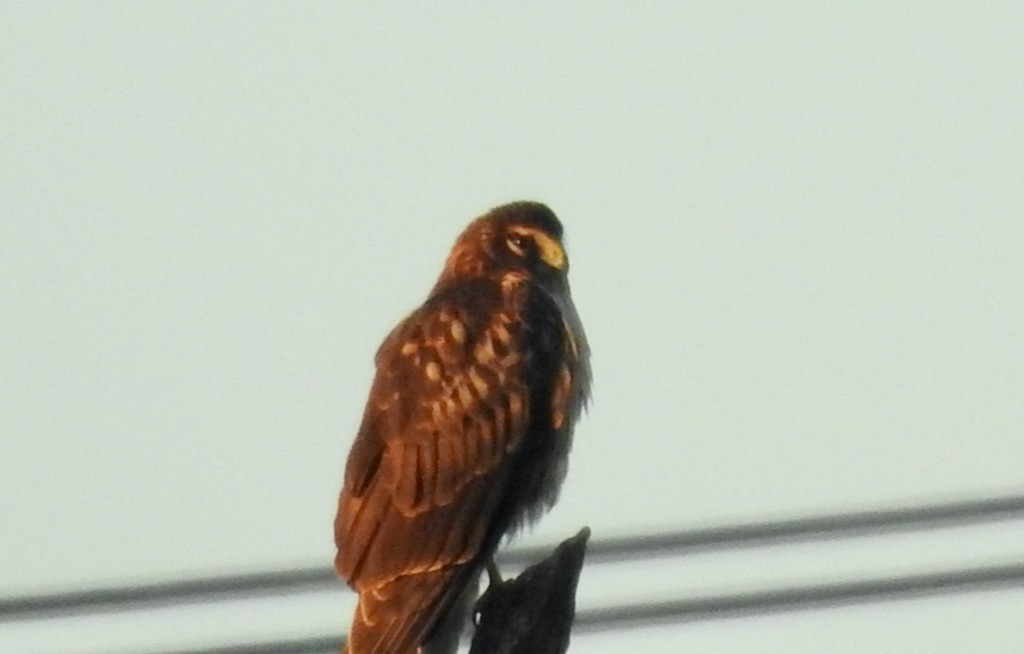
[335,278,567,654]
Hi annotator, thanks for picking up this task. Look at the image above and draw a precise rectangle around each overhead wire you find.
[4,493,1024,623]
[137,560,1024,654]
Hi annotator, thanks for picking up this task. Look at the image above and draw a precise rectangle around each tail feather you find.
[348,568,461,654]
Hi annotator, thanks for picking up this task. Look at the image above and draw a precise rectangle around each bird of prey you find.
[334,201,591,654]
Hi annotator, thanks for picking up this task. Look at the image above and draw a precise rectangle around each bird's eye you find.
[506,233,531,257]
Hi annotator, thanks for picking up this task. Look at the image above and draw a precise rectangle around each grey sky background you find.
[2,3,1023,652]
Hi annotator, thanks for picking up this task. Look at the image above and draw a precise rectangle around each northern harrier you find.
[335,201,591,653]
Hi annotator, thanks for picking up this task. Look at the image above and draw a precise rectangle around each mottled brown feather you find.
[336,281,561,653]
[335,202,590,654]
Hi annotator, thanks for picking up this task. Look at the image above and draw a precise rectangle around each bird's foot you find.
[485,559,503,586]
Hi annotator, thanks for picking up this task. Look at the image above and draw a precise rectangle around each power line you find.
[141,636,344,654]
[0,568,328,623]
[575,561,1024,631]
[5,492,1024,622]
[510,491,1024,565]
[137,561,1024,654]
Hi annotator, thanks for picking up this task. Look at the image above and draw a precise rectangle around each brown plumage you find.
[335,201,591,654]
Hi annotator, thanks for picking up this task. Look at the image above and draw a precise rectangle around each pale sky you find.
[2,3,1023,653]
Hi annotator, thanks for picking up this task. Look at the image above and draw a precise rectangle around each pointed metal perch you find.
[469,527,591,654]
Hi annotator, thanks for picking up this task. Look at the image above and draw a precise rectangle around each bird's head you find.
[436,201,569,291]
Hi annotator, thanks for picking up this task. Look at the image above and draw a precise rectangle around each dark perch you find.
[469,527,591,654]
